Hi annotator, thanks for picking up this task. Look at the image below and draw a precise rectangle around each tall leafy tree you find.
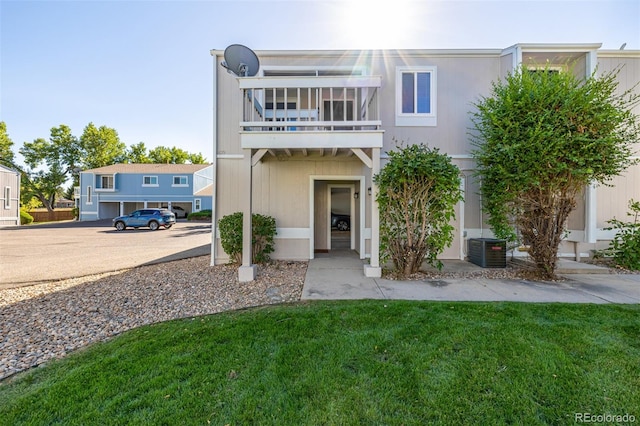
[149,146,189,164]
[187,152,207,164]
[0,121,16,168]
[79,122,127,169]
[19,125,80,211]
[127,142,152,163]
[470,64,640,279]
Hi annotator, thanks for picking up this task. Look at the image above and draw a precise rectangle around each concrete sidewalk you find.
[302,250,640,304]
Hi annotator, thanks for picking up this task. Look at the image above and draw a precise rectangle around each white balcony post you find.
[365,147,382,278]
[239,149,257,282]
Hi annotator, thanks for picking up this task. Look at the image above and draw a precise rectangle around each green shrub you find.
[187,210,212,220]
[374,143,463,277]
[218,212,277,264]
[20,208,33,225]
[603,199,640,271]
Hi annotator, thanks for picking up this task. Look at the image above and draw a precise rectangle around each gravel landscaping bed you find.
[0,256,307,381]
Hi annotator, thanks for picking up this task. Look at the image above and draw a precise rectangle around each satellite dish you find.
[221,44,260,77]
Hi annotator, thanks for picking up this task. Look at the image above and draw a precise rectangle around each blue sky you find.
[1,0,639,165]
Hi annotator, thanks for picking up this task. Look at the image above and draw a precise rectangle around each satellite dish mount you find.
[221,44,260,77]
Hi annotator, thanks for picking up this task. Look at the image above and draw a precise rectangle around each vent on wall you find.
[468,238,506,268]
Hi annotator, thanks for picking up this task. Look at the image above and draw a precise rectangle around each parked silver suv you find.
[112,208,176,231]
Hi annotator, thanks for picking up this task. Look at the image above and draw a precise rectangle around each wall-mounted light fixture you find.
[367,187,372,196]
[354,192,359,199]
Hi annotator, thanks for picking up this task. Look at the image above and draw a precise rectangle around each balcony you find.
[238,76,383,150]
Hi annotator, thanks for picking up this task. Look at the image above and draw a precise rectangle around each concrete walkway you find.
[302,250,640,304]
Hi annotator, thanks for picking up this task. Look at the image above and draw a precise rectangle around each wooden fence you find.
[28,209,76,222]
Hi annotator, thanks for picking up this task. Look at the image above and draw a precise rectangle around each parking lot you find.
[0,220,212,287]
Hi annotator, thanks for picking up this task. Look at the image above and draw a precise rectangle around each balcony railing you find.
[238,76,382,133]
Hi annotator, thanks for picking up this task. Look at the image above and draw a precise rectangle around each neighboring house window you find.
[527,66,563,74]
[395,66,437,126]
[4,186,10,209]
[194,199,201,212]
[87,186,93,204]
[143,176,158,187]
[173,176,188,186]
[101,175,114,189]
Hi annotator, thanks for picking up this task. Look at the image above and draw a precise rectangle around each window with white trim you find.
[143,176,158,186]
[173,176,188,186]
[396,66,437,126]
[100,175,114,189]
[194,198,201,212]
[87,186,93,204]
[4,186,10,209]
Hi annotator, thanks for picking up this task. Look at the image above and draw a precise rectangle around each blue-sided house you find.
[78,163,213,221]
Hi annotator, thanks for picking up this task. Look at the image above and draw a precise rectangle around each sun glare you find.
[334,0,423,49]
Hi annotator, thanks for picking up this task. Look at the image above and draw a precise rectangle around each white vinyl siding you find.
[143,176,158,187]
[396,66,437,126]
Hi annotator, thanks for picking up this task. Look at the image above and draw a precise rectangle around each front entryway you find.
[310,176,365,259]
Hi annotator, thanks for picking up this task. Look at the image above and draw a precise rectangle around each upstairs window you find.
[396,66,437,126]
[100,175,114,189]
[87,186,92,204]
[173,176,188,186]
[143,176,158,187]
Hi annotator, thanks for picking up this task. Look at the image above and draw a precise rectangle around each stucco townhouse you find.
[210,43,640,282]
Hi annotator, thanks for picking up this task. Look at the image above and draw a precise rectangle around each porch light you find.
[354,192,359,199]
[368,187,372,196]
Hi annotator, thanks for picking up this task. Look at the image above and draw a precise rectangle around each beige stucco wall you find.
[214,48,640,263]
[595,53,640,232]
[215,154,372,262]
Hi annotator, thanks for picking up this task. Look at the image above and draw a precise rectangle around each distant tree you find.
[470,64,640,279]
[149,146,189,164]
[79,122,127,169]
[0,121,16,168]
[127,142,152,163]
[19,125,80,211]
[188,152,207,164]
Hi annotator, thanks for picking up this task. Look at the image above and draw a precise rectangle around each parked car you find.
[331,212,350,231]
[112,208,176,231]
[171,206,187,218]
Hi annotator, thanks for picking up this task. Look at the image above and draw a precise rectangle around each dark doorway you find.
[330,187,351,249]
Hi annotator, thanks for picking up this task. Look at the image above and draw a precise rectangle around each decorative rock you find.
[0,257,307,380]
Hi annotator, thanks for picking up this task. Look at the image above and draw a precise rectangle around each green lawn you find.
[1,301,639,425]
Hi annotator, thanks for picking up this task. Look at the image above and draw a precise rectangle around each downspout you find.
[17,170,21,226]
[210,50,219,265]
[585,49,598,244]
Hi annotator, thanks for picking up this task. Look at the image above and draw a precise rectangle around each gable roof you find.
[82,163,212,174]
[0,164,20,174]
[194,184,213,197]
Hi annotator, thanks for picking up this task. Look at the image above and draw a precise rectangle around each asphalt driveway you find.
[0,220,212,287]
